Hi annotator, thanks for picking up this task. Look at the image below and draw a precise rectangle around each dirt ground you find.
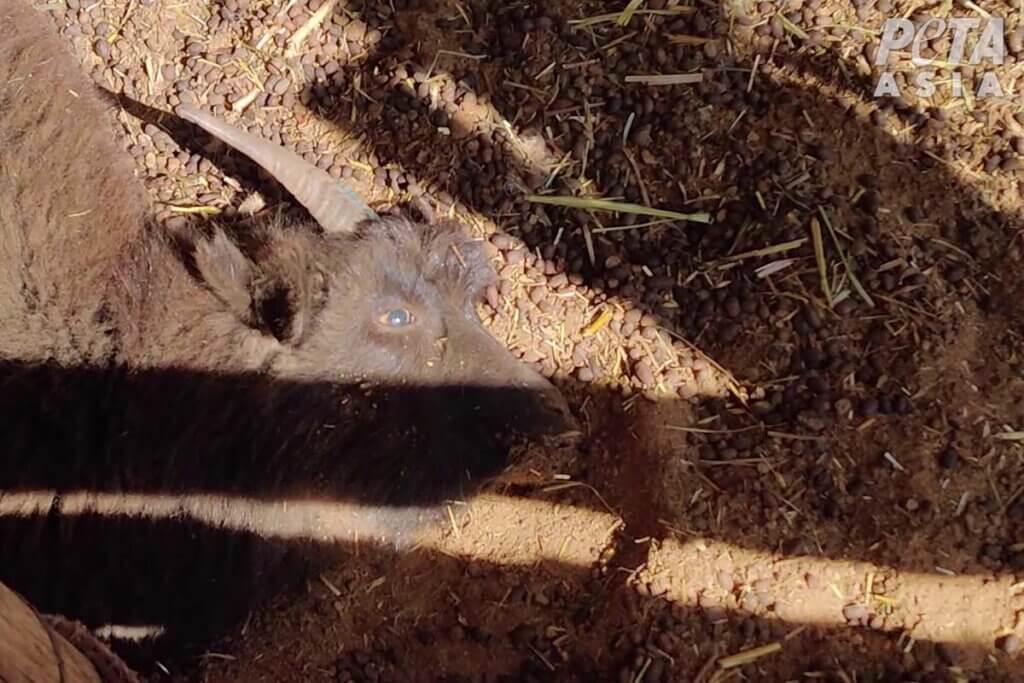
[33,0,1024,680]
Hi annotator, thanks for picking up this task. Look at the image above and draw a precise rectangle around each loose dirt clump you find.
[31,0,1024,680]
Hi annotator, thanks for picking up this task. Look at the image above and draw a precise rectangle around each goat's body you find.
[0,2,147,365]
[0,2,571,669]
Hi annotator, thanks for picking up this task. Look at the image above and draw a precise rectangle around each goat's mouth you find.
[450,386,583,494]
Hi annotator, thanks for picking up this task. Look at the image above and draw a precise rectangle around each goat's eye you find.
[380,308,414,327]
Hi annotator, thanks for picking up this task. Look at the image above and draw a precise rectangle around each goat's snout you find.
[443,316,578,441]
[502,352,579,441]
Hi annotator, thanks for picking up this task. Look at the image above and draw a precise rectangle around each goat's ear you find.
[194,229,328,345]
[193,230,256,325]
[247,233,329,344]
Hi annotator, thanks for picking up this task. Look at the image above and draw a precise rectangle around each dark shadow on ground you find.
[198,542,1024,682]
[3,503,1019,681]
[0,361,1019,679]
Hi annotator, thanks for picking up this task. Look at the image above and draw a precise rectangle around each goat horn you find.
[175,104,377,233]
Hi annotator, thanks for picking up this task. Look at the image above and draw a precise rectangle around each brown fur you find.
[0,2,147,364]
[0,2,570,665]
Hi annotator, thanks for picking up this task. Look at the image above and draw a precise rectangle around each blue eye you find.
[380,308,414,327]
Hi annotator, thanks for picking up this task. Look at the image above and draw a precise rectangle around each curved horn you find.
[175,104,376,233]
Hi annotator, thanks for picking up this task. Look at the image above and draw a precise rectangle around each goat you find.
[0,0,574,665]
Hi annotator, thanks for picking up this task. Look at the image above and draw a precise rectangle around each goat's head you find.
[175,106,577,505]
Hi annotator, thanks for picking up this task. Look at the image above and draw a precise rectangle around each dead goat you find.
[0,1,574,664]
